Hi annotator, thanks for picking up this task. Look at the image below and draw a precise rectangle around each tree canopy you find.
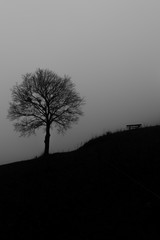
[8,68,85,155]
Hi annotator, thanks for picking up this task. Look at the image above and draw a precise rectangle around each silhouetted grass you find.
[0,125,160,238]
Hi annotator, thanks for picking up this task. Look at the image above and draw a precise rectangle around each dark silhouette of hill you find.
[0,125,160,239]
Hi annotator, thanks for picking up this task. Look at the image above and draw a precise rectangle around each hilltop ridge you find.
[0,125,160,238]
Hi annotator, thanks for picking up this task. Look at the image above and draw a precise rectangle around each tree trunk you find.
[44,123,50,156]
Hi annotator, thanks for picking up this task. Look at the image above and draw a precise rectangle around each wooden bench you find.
[126,124,142,130]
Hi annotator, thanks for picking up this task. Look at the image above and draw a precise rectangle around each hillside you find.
[0,125,160,239]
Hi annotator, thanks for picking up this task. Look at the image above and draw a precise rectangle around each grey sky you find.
[0,0,160,164]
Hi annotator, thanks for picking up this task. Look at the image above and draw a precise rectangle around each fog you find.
[0,0,160,164]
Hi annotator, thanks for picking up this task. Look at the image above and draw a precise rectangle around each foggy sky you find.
[0,0,160,164]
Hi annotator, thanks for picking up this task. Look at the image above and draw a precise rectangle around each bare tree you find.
[7,68,85,155]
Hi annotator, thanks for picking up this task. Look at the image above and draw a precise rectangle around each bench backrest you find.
[126,124,142,130]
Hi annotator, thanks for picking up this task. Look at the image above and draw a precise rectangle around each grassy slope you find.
[0,125,160,238]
